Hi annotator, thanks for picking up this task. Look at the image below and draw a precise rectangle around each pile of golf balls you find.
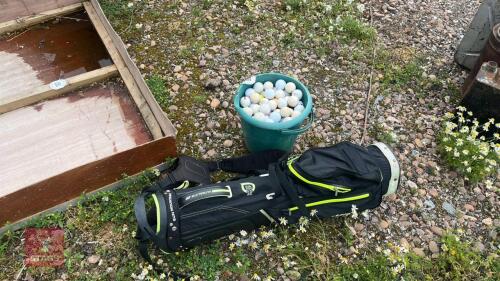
[240,79,305,123]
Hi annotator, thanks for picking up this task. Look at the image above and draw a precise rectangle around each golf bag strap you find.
[207,149,286,174]
[270,163,308,217]
[134,187,169,251]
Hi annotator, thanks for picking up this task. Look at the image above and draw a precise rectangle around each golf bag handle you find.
[280,109,314,135]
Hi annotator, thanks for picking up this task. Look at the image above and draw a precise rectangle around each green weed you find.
[146,75,169,109]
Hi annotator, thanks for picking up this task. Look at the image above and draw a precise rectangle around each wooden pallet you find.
[0,0,177,228]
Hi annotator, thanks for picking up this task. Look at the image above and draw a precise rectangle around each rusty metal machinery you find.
[461,61,500,129]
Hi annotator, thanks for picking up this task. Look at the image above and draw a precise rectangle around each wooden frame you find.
[0,0,177,227]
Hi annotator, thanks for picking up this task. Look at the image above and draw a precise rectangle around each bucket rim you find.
[233,72,313,131]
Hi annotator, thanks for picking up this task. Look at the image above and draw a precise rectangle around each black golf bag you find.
[134,141,400,273]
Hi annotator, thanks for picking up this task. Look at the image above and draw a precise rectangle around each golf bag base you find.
[134,142,400,269]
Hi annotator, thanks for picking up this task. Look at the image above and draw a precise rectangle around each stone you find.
[222,101,229,108]
[442,202,456,216]
[205,78,222,89]
[87,255,100,264]
[207,149,216,157]
[430,226,444,236]
[482,217,493,226]
[174,65,182,72]
[413,248,425,257]
[428,188,439,197]
[286,270,301,281]
[379,220,389,229]
[400,238,410,249]
[407,180,418,190]
[415,139,424,148]
[428,241,439,254]
[172,84,180,92]
[424,199,435,209]
[473,242,485,252]
[354,223,365,232]
[199,59,207,67]
[210,99,221,109]
[464,204,474,212]
[223,140,233,147]
[168,105,178,111]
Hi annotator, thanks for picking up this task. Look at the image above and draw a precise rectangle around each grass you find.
[146,75,169,109]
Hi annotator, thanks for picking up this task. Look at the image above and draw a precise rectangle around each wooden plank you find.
[0,3,83,35]
[0,136,177,227]
[84,2,165,140]
[89,0,177,138]
[0,64,118,114]
[0,161,171,235]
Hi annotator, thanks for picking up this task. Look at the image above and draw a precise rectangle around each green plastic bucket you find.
[234,73,314,152]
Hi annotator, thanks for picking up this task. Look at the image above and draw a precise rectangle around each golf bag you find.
[134,142,400,273]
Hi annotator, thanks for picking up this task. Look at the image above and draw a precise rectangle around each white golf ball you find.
[264,117,274,123]
[277,98,288,109]
[275,79,286,90]
[260,103,271,115]
[292,89,303,100]
[291,111,301,118]
[243,107,253,116]
[245,88,256,97]
[264,81,274,90]
[281,107,293,118]
[250,103,260,113]
[259,97,269,105]
[240,96,251,108]
[282,117,292,122]
[250,92,261,104]
[268,100,277,111]
[253,82,264,93]
[285,82,296,93]
[275,89,286,99]
[264,88,275,99]
[294,104,305,113]
[254,112,266,121]
[270,110,281,123]
[287,96,299,108]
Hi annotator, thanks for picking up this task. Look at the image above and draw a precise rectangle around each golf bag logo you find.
[240,182,256,196]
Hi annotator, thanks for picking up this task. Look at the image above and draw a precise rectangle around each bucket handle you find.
[280,109,314,135]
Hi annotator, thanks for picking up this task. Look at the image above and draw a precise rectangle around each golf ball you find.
[285,82,296,93]
[253,82,264,93]
[250,92,261,104]
[292,89,303,100]
[250,103,260,113]
[260,103,271,115]
[270,110,281,122]
[294,104,305,113]
[275,89,286,99]
[277,98,288,109]
[281,107,293,118]
[264,88,275,99]
[275,79,286,90]
[282,117,292,122]
[291,110,301,118]
[254,112,266,120]
[263,81,274,90]
[245,88,256,97]
[240,96,251,108]
[287,96,299,108]
[264,117,274,123]
[269,100,278,111]
[243,107,253,116]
